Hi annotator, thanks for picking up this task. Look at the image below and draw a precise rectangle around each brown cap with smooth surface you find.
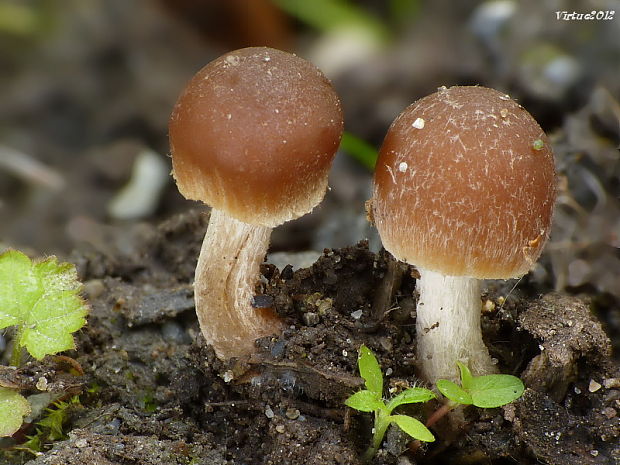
[169,47,343,227]
[373,86,556,279]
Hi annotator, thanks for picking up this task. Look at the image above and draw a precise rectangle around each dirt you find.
[2,210,618,465]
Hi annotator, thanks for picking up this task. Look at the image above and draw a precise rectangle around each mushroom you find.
[169,47,343,359]
[371,86,556,382]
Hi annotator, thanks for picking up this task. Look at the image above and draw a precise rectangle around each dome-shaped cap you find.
[373,86,556,279]
[169,47,343,227]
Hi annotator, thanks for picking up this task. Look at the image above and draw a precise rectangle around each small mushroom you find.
[169,47,343,359]
[371,86,556,382]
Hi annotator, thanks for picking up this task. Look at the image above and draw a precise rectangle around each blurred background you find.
[0,0,619,304]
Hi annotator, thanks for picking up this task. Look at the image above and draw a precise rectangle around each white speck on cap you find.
[412,118,425,129]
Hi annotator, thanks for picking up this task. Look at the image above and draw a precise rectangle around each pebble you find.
[108,149,169,220]
[482,299,496,313]
[83,279,105,299]
[302,312,319,326]
[275,425,285,433]
[161,321,189,344]
[602,407,617,419]
[251,295,274,308]
[379,337,393,352]
[270,340,286,358]
[75,438,88,448]
[36,377,48,391]
[265,405,275,419]
[285,408,300,420]
[589,379,602,393]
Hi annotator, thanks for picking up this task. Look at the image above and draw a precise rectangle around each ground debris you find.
[511,389,619,465]
[0,358,85,395]
[519,293,611,400]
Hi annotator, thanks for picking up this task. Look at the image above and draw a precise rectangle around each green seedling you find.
[345,345,435,462]
[436,361,524,409]
[0,249,88,437]
[272,0,389,41]
[20,396,81,454]
[0,249,88,365]
[340,132,379,170]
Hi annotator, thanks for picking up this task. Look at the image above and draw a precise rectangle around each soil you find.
[2,210,619,465]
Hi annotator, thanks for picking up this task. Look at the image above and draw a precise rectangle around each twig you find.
[0,145,65,191]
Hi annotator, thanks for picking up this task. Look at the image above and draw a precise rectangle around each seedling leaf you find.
[436,379,472,405]
[386,387,436,412]
[469,374,525,408]
[0,250,88,360]
[358,344,383,396]
[345,390,384,412]
[456,361,473,390]
[0,250,38,328]
[390,415,435,442]
[0,387,31,437]
[340,132,378,170]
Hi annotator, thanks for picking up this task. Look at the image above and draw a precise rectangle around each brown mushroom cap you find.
[169,47,343,227]
[373,86,556,279]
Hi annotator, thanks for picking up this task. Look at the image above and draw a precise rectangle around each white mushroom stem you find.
[194,208,283,359]
[415,268,497,383]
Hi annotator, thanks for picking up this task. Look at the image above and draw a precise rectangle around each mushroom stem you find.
[415,268,497,382]
[194,208,284,359]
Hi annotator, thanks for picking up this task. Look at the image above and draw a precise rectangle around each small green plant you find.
[340,132,378,170]
[436,361,524,409]
[0,249,88,437]
[345,345,436,461]
[346,347,526,461]
[20,396,81,453]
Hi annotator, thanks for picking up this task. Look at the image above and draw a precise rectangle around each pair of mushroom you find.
[169,47,556,383]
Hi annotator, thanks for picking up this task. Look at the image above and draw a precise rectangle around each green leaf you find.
[22,430,43,452]
[390,415,435,442]
[345,390,384,412]
[436,379,472,405]
[0,387,31,437]
[39,403,68,440]
[457,361,474,390]
[271,0,388,40]
[358,345,383,396]
[340,132,378,170]
[0,250,39,329]
[0,250,89,360]
[469,375,525,408]
[386,387,436,413]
